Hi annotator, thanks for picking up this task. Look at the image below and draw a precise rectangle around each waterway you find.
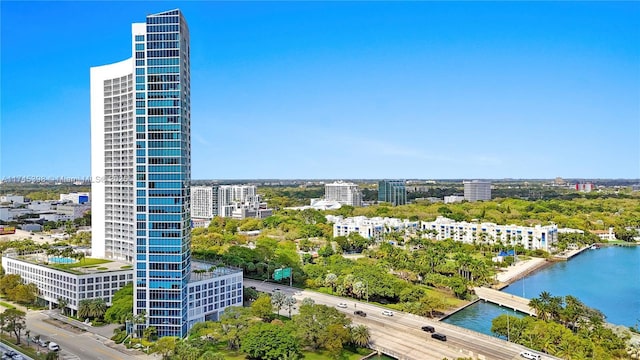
[443,245,640,335]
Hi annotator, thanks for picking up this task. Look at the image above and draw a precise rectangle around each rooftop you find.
[3,250,132,275]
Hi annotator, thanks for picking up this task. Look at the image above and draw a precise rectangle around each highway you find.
[245,279,558,360]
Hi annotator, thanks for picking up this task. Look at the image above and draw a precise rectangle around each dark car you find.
[249,286,256,290]
[431,333,447,341]
[354,310,367,317]
[421,325,435,333]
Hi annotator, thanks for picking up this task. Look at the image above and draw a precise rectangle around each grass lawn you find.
[51,257,111,270]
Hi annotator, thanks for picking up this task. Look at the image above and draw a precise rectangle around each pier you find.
[474,287,537,317]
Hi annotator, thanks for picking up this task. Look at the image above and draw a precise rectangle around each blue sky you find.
[1,1,639,180]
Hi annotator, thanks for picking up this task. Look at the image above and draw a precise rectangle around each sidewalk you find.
[42,310,150,359]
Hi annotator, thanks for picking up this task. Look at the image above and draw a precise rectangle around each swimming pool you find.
[49,257,76,264]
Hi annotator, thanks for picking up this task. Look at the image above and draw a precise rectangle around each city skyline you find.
[2,2,639,179]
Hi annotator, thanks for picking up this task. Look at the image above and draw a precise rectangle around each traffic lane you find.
[245,280,527,360]
[25,312,138,360]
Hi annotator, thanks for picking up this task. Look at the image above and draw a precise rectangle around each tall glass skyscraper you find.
[92,9,192,338]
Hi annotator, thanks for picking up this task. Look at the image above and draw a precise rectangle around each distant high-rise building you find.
[378,180,407,206]
[463,180,491,202]
[191,186,218,218]
[324,181,362,207]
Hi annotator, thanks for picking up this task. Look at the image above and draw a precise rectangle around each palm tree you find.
[350,324,370,347]
[57,297,68,316]
[528,298,547,320]
[78,299,91,320]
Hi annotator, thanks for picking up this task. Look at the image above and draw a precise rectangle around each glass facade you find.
[133,9,191,338]
[378,180,407,206]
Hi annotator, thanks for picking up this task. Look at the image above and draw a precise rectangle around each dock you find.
[474,287,537,317]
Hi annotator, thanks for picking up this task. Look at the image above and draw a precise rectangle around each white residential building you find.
[444,195,465,204]
[324,181,362,207]
[463,180,491,202]
[590,227,616,241]
[191,186,218,218]
[218,185,271,219]
[420,216,557,251]
[328,215,419,240]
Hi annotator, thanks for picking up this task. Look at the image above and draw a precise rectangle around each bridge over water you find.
[474,287,537,316]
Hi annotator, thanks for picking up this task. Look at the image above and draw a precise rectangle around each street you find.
[245,279,557,360]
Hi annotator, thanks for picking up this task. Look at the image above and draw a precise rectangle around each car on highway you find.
[519,351,541,360]
[48,342,60,351]
[421,325,435,333]
[354,310,367,317]
[272,288,281,292]
[336,302,348,308]
[249,286,256,290]
[12,355,23,360]
[431,332,447,341]
[381,310,394,316]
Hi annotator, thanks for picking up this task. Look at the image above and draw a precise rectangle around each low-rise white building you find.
[1,251,133,314]
[444,195,465,204]
[56,203,91,220]
[0,195,25,204]
[59,192,91,204]
[328,215,419,240]
[1,251,243,331]
[420,216,557,251]
[589,228,616,241]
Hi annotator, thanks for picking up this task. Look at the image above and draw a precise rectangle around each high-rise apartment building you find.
[91,9,242,338]
[463,180,491,202]
[324,181,362,207]
[218,185,258,217]
[378,180,407,206]
[191,186,218,218]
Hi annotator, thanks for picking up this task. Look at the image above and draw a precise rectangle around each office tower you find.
[191,186,218,218]
[463,180,491,202]
[92,9,192,338]
[378,180,407,206]
[324,181,362,207]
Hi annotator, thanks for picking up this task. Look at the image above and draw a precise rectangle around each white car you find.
[520,351,541,360]
[48,342,60,351]
[382,310,394,316]
[336,303,348,308]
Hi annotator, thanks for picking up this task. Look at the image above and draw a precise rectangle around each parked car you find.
[48,342,60,351]
[336,303,348,308]
[431,333,447,341]
[519,351,541,360]
[38,339,49,347]
[381,310,394,316]
[354,310,367,317]
[12,355,24,360]
[421,325,435,333]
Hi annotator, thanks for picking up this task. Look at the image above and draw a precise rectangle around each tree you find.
[241,322,301,360]
[284,296,297,318]
[271,291,287,317]
[0,274,21,296]
[251,294,274,321]
[349,324,370,347]
[1,308,26,344]
[155,336,177,360]
[293,303,351,350]
[57,297,69,316]
[218,306,252,350]
[198,351,225,360]
[143,326,157,341]
[104,283,133,323]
